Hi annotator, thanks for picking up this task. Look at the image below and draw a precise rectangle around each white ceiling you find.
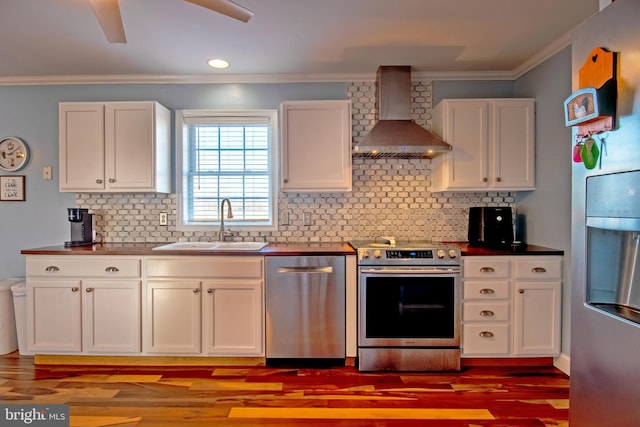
[0,0,600,84]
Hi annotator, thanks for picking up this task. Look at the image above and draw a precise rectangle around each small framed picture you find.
[0,175,26,201]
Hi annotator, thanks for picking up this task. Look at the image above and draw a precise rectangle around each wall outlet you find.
[280,210,289,225]
[303,212,312,226]
[159,212,168,226]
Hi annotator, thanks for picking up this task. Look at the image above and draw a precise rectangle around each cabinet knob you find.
[480,267,495,273]
[193,288,200,294]
[71,287,79,292]
[96,179,103,184]
[109,178,115,183]
[85,287,94,292]
[479,331,494,338]
[283,179,288,184]
[480,310,495,317]
[496,177,502,182]
[479,288,495,295]
[531,267,547,273]
[105,266,120,272]
[45,265,60,272]
[483,177,488,182]
[519,289,525,294]
[207,288,213,294]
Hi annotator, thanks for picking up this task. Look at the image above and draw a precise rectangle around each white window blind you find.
[176,110,277,230]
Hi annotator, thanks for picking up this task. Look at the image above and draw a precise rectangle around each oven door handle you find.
[359,267,460,274]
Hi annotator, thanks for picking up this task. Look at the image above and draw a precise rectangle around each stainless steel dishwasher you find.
[265,256,345,363]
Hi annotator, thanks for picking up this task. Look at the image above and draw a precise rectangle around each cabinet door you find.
[27,280,82,353]
[491,100,535,190]
[513,281,561,355]
[105,102,156,191]
[59,103,105,191]
[202,280,263,356]
[145,281,201,354]
[83,280,141,354]
[280,100,352,192]
[439,100,490,190]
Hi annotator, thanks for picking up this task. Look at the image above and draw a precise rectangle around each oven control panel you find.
[386,250,433,259]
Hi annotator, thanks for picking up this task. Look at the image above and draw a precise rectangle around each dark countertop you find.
[20,242,356,256]
[21,242,562,257]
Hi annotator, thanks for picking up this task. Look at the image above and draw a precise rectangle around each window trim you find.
[174,109,279,232]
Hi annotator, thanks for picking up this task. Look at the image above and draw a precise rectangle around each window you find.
[175,110,278,231]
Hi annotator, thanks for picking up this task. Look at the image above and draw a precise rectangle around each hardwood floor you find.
[0,352,569,427]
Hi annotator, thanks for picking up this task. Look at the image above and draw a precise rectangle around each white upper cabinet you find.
[431,99,535,192]
[59,101,171,193]
[280,100,352,192]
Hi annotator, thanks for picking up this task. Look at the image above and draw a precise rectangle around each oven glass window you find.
[364,276,455,338]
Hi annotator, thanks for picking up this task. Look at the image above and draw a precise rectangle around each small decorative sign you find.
[0,175,26,201]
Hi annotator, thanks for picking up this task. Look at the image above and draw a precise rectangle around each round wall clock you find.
[0,136,30,172]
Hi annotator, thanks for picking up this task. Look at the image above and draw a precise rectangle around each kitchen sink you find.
[152,241,268,251]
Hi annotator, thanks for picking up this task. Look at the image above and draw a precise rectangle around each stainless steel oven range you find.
[350,239,461,371]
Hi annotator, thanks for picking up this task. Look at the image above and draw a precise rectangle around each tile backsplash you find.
[76,81,514,244]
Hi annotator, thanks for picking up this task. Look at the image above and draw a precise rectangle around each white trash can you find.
[11,280,32,355]
[0,278,21,355]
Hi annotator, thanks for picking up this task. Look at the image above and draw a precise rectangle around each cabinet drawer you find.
[146,257,263,279]
[514,258,562,280]
[26,257,141,278]
[463,324,510,355]
[463,280,510,300]
[463,258,510,279]
[463,302,510,322]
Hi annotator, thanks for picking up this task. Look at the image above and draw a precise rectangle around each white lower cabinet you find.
[145,281,202,354]
[144,256,264,356]
[26,256,142,354]
[462,256,562,357]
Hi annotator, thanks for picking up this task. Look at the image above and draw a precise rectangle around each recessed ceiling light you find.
[207,58,230,69]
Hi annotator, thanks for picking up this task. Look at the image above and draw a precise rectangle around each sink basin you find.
[153,241,268,251]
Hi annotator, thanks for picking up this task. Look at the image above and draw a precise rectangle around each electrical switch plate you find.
[303,212,312,226]
[42,166,52,180]
[159,212,168,226]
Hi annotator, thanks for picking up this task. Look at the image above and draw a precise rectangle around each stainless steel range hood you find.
[353,66,452,159]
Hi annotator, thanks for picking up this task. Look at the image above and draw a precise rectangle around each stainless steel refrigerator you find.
[571,0,640,425]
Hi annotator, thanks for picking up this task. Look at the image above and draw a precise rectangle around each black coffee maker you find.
[64,208,94,247]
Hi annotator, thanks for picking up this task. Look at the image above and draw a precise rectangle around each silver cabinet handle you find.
[480,310,495,317]
[96,179,103,184]
[479,331,494,338]
[531,267,547,273]
[480,267,495,273]
[71,287,79,292]
[479,288,495,295]
[85,287,93,292]
[105,266,119,272]
[45,265,60,272]
[207,288,213,294]
[193,288,200,293]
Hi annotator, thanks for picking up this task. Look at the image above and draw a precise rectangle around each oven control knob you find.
[448,249,458,259]
[361,250,370,259]
[373,249,382,258]
[437,249,445,259]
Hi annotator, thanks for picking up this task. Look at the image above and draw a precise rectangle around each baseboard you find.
[553,352,570,375]
[34,355,266,366]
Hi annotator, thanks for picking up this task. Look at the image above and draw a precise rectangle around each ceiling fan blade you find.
[185,0,254,23]
[89,0,127,43]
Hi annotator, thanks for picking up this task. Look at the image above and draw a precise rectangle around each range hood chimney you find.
[353,66,452,159]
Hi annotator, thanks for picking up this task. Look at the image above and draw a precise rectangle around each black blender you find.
[64,208,95,247]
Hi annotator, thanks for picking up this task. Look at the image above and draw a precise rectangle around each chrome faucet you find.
[218,198,234,241]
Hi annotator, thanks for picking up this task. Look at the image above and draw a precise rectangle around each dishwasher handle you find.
[277,266,334,274]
